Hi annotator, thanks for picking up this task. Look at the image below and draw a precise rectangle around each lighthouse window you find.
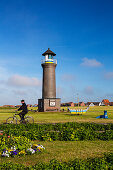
[48,55,52,59]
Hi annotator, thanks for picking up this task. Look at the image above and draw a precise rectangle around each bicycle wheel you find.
[6,117,17,124]
[24,116,34,124]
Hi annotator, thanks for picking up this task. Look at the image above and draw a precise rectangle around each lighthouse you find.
[38,48,61,112]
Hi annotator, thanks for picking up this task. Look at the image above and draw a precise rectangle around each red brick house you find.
[102,99,110,106]
[68,102,74,107]
[79,102,85,106]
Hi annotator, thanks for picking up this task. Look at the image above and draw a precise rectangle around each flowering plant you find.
[0,133,45,157]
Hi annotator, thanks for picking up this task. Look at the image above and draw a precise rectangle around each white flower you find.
[27,148,35,154]
[2,152,9,157]
[37,145,45,150]
[11,146,16,151]
[13,146,16,150]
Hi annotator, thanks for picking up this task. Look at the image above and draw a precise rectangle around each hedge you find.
[1,122,113,141]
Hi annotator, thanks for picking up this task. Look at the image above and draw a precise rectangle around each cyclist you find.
[17,100,28,122]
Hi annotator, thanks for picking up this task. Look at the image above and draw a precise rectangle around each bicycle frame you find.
[13,113,21,122]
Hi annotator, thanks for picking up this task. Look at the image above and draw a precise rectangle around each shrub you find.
[1,122,113,141]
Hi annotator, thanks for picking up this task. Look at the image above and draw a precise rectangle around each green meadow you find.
[0,106,113,124]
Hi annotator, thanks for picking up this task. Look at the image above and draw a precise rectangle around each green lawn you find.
[1,140,113,166]
[0,106,113,124]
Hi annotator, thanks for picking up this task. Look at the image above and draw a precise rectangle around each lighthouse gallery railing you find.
[41,59,57,64]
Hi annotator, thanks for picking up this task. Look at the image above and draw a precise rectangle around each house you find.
[68,102,74,107]
[89,103,95,107]
[99,102,105,106]
[102,99,110,106]
[88,103,95,107]
[79,102,85,107]
[3,105,15,108]
[86,102,92,106]
[93,102,100,106]
[87,102,100,106]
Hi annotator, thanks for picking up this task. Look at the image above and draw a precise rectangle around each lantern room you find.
[42,48,57,64]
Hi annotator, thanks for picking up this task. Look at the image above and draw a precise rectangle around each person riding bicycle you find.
[17,100,28,121]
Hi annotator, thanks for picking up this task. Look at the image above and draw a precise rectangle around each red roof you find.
[3,105,15,107]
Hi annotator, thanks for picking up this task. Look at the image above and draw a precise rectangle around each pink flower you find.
[8,136,10,138]
[0,133,3,135]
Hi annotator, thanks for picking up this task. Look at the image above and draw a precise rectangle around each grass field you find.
[0,106,113,124]
[1,140,113,166]
[0,106,113,167]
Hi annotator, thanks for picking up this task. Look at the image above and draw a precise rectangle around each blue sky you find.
[0,0,113,105]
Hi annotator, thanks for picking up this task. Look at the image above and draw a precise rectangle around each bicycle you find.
[6,112,34,124]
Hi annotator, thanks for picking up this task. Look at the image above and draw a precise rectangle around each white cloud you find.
[0,63,42,105]
[104,72,113,80]
[6,75,41,87]
[80,58,103,67]
[0,87,41,106]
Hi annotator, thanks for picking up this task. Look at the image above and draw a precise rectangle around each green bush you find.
[1,122,113,141]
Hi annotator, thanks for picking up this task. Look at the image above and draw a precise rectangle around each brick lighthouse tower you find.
[38,48,61,112]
